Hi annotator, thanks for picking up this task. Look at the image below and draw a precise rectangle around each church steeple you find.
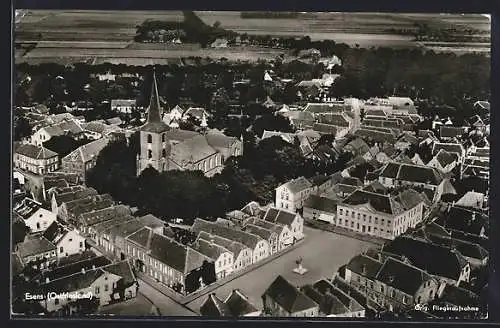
[147,68,162,123]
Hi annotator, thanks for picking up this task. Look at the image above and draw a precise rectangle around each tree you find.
[14,117,32,141]
[252,114,295,137]
[12,221,29,245]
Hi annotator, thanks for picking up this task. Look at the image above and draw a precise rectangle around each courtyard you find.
[184,226,375,314]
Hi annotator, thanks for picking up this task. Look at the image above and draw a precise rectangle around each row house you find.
[125,227,212,295]
[14,144,59,175]
[243,224,278,255]
[197,231,252,273]
[13,197,57,234]
[262,207,304,244]
[336,189,426,240]
[192,219,270,265]
[382,236,471,287]
[303,279,366,317]
[431,142,466,163]
[50,187,98,214]
[61,138,110,184]
[250,219,290,253]
[345,254,440,312]
[58,194,114,224]
[191,238,234,280]
[77,204,132,237]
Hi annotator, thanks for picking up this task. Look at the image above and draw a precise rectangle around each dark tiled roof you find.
[363,181,388,194]
[200,294,232,316]
[312,279,364,312]
[42,221,61,243]
[383,237,467,280]
[263,207,297,227]
[304,103,346,114]
[317,113,350,127]
[312,123,338,135]
[301,285,348,315]
[54,188,98,206]
[439,284,480,307]
[14,198,42,220]
[375,257,431,296]
[262,275,318,313]
[303,195,338,213]
[192,219,263,250]
[224,289,259,316]
[192,238,231,261]
[342,190,403,215]
[354,129,395,143]
[435,150,458,167]
[432,143,464,156]
[38,268,104,295]
[15,144,58,159]
[17,235,56,258]
[40,255,111,282]
[437,206,488,236]
[380,162,444,185]
[197,231,247,258]
[440,126,467,139]
[244,224,275,241]
[346,254,383,279]
[103,260,137,287]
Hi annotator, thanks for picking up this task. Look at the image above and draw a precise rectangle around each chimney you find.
[92,265,96,270]
[471,212,476,221]
[45,277,50,283]
[81,268,86,274]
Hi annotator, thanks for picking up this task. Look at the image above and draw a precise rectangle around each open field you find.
[184,226,374,314]
[14,11,490,65]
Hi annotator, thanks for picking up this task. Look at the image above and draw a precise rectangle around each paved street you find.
[137,278,197,316]
[98,293,155,316]
[185,226,374,314]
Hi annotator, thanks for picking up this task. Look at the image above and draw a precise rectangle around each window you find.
[357,223,360,230]
[162,149,166,157]
[402,296,407,304]
[381,219,385,224]
[351,212,355,218]
[391,289,395,298]
[55,298,59,305]
[95,286,100,294]
[387,221,391,226]
[36,222,40,229]
[59,247,63,253]
[79,242,83,248]
[340,209,343,215]
[368,226,371,232]
[339,218,342,225]
[375,217,378,224]
[147,134,152,143]
[380,285,384,293]
[346,210,349,216]
[351,221,354,228]
[69,238,73,242]
[148,150,152,159]
[162,134,166,142]
[104,284,109,292]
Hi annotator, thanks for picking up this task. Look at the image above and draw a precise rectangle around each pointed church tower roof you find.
[141,69,170,133]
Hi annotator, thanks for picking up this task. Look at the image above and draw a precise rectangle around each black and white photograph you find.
[11,9,491,320]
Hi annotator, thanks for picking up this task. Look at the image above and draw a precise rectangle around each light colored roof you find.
[279,176,313,194]
[63,137,110,163]
[170,135,217,167]
[111,99,136,107]
[456,191,485,209]
[42,119,83,137]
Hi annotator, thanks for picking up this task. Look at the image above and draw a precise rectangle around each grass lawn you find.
[185,226,375,314]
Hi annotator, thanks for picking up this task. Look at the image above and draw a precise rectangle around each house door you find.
[362,225,366,233]
[120,253,125,260]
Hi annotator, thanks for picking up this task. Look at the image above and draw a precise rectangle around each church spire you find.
[147,68,162,123]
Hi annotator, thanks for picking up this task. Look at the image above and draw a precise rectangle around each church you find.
[136,71,243,177]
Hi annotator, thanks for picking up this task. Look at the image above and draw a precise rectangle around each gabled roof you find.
[170,135,218,167]
[192,238,232,261]
[383,236,468,281]
[63,137,110,163]
[38,255,111,283]
[354,128,396,144]
[317,113,350,127]
[13,198,42,220]
[17,235,56,258]
[197,231,247,259]
[455,191,485,209]
[279,176,313,194]
[432,142,465,156]
[261,130,295,144]
[346,254,383,279]
[304,195,338,213]
[15,144,58,159]
[312,279,364,313]
[342,190,404,216]
[440,284,480,307]
[263,207,297,227]
[301,285,348,316]
[42,119,84,137]
[344,138,370,155]
[53,187,98,206]
[244,224,275,241]
[192,219,263,250]
[379,162,444,185]
[313,123,338,135]
[440,126,467,139]
[375,257,431,296]
[262,275,318,313]
[205,130,239,150]
[434,149,458,167]
[224,289,259,316]
[200,293,232,316]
